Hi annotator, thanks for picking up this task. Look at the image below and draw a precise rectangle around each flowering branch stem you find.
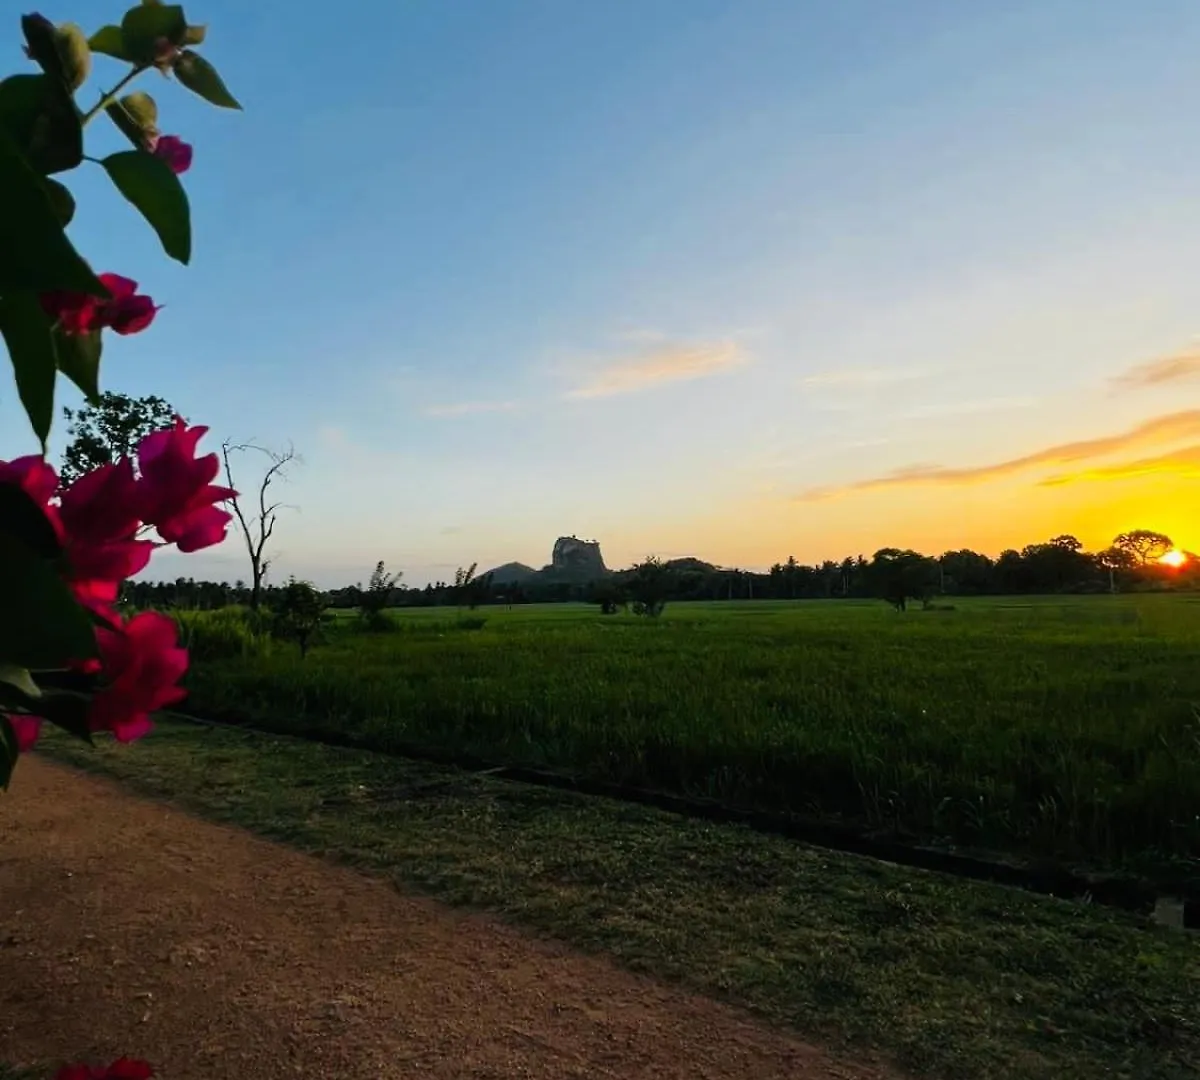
[81,65,148,127]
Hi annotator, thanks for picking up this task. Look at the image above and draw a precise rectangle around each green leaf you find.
[101,149,191,264]
[36,691,94,744]
[0,293,58,449]
[44,178,75,225]
[120,4,187,65]
[0,72,84,175]
[0,531,98,669]
[53,327,103,401]
[0,663,41,702]
[88,25,131,62]
[173,50,241,110]
[0,714,16,790]
[0,128,106,295]
[0,483,61,560]
[182,24,207,45]
[104,91,158,149]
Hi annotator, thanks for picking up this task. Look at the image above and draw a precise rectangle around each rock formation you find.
[549,536,607,580]
[486,537,609,585]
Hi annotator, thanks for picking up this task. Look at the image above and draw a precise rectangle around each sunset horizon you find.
[3,0,1200,587]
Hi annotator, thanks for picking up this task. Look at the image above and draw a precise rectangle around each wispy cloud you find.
[1112,346,1200,389]
[423,400,519,418]
[1039,444,1200,486]
[566,341,747,399]
[901,396,1039,420]
[799,366,933,390]
[797,409,1200,501]
[316,424,349,449]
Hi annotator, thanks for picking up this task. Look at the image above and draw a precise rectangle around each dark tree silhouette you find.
[221,440,299,610]
[360,560,402,628]
[273,577,325,658]
[629,556,671,618]
[1112,530,1173,567]
[60,391,177,486]
[866,548,939,611]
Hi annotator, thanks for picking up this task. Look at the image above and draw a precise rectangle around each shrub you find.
[273,578,326,658]
[173,607,273,664]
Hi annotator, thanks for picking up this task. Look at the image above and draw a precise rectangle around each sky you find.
[4,0,1200,586]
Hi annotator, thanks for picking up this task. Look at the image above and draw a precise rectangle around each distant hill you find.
[485,536,610,586]
[487,561,540,585]
[663,557,717,574]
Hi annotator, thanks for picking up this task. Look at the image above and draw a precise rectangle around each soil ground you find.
[0,756,895,1080]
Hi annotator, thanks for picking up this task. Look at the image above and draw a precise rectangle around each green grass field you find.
[176,594,1200,880]
[37,723,1200,1080]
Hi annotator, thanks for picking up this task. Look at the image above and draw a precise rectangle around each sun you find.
[1159,549,1188,568]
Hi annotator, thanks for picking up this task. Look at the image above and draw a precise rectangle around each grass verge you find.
[37,722,1199,1080]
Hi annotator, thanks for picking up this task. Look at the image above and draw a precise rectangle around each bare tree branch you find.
[221,439,300,609]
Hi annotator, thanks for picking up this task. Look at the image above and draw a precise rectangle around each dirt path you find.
[0,757,894,1080]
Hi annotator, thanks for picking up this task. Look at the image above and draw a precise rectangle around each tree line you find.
[67,392,1193,615]
[120,529,1194,615]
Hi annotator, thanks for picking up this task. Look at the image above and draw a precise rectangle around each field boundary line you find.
[159,707,1198,924]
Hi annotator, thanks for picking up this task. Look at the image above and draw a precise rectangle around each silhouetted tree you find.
[629,556,671,617]
[273,577,325,658]
[866,548,939,611]
[360,560,401,628]
[60,391,177,486]
[1113,530,1173,567]
[221,440,299,610]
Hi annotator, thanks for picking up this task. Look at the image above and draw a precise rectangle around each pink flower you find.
[136,418,236,552]
[88,612,188,742]
[0,454,59,505]
[56,458,154,614]
[59,458,140,543]
[41,274,159,337]
[68,539,155,595]
[106,1062,155,1080]
[7,714,43,753]
[101,275,159,335]
[152,134,193,175]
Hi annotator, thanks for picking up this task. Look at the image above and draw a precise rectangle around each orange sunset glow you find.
[1160,549,1189,568]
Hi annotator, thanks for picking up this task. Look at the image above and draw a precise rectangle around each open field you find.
[176,594,1200,881]
[35,722,1199,1080]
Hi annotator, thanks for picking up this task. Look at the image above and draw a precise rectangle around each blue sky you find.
[5,1,1200,585]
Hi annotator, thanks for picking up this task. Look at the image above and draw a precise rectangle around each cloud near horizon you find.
[798,409,1200,501]
[1039,443,1200,487]
[423,400,520,418]
[1112,346,1200,389]
[566,340,747,399]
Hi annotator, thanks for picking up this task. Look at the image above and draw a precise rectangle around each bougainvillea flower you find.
[41,274,158,337]
[87,612,188,742]
[7,714,43,753]
[152,134,193,175]
[105,1062,155,1080]
[40,289,103,334]
[59,458,141,544]
[100,274,159,335]
[162,502,234,553]
[68,538,155,595]
[55,1061,155,1080]
[0,454,59,505]
[136,418,236,551]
